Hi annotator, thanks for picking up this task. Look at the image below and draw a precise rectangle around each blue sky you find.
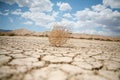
[0,0,120,36]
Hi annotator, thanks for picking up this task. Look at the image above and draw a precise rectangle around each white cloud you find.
[12,9,22,15]
[0,9,9,16]
[92,4,106,11]
[9,11,55,28]
[28,0,53,12]
[74,5,120,27]
[74,20,101,29]
[57,18,75,27]
[0,0,53,12]
[52,11,59,18]
[74,8,93,21]
[63,13,72,18]
[5,0,56,28]
[22,11,56,27]
[57,2,72,11]
[23,21,33,25]
[103,0,120,8]
[72,4,120,36]
[0,12,8,16]
[0,0,15,5]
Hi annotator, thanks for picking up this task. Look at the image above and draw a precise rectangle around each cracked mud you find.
[0,36,120,80]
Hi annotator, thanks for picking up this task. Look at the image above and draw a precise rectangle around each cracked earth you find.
[0,36,120,80]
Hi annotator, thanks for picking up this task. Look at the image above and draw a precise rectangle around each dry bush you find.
[0,32,5,36]
[48,24,71,47]
[8,33,16,36]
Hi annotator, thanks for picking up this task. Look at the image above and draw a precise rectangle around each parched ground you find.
[0,36,120,80]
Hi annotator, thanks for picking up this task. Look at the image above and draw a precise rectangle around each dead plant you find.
[48,24,71,47]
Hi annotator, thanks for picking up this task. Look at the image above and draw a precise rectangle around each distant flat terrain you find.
[0,36,120,80]
[0,28,120,42]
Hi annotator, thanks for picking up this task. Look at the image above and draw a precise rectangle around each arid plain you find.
[0,36,120,80]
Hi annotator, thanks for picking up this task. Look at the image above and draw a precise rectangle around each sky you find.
[0,0,120,36]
